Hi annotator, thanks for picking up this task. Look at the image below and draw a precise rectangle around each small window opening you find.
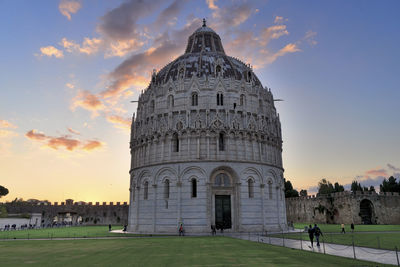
[164,179,170,199]
[216,65,221,76]
[219,133,225,151]
[173,133,179,152]
[191,179,197,198]
[248,179,254,198]
[144,181,149,200]
[192,92,198,106]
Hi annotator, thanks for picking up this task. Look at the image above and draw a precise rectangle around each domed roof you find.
[153,19,262,87]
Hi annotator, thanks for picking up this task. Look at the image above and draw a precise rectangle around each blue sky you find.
[1,0,399,202]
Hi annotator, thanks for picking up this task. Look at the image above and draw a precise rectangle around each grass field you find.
[294,223,400,233]
[0,236,389,266]
[0,225,148,239]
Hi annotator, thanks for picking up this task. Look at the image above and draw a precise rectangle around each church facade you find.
[128,21,287,233]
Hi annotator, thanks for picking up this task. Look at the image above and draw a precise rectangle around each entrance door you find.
[215,195,231,230]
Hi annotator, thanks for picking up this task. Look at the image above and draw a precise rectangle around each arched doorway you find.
[210,167,238,232]
[360,199,375,224]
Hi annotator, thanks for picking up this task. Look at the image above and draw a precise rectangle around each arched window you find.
[240,94,245,106]
[150,100,155,113]
[164,179,170,199]
[214,173,230,187]
[144,181,149,200]
[192,92,198,106]
[191,179,197,198]
[173,133,179,152]
[268,182,272,200]
[259,99,263,109]
[216,65,221,76]
[219,132,225,151]
[179,68,184,79]
[168,95,174,108]
[217,93,223,106]
[248,179,254,198]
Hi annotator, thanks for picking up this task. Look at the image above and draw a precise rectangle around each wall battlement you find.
[286,191,400,225]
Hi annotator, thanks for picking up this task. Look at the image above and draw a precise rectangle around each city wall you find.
[1,200,128,226]
[286,191,400,225]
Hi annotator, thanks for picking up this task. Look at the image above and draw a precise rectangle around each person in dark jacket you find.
[308,224,314,247]
[314,224,323,247]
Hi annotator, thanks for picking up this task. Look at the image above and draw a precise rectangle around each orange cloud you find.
[25,129,103,152]
[106,115,131,130]
[59,0,82,20]
[25,130,47,141]
[274,16,288,24]
[39,46,64,58]
[82,140,102,151]
[67,128,80,135]
[71,90,105,115]
[47,136,80,151]
[0,129,18,138]
[365,168,388,177]
[60,37,102,55]
[206,0,218,10]
[0,119,17,129]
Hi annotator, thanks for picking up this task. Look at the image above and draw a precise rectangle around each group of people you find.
[307,224,323,247]
[341,223,355,234]
[2,224,17,231]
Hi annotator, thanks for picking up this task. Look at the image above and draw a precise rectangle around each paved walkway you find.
[229,233,399,266]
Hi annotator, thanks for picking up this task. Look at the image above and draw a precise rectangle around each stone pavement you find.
[228,233,399,266]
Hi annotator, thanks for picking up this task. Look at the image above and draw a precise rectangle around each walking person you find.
[341,223,345,234]
[108,224,112,232]
[179,223,184,236]
[351,223,354,233]
[308,224,315,248]
[314,224,323,247]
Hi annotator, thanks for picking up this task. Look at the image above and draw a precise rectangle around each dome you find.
[153,20,262,87]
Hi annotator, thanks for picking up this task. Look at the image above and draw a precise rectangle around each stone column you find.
[177,181,182,226]
[152,184,157,232]
[197,135,200,159]
[135,185,140,231]
[260,184,265,232]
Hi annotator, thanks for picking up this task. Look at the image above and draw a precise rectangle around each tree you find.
[380,176,400,193]
[369,186,375,192]
[318,178,335,195]
[351,180,363,193]
[0,185,8,198]
[334,182,344,192]
[299,189,308,197]
[284,179,299,198]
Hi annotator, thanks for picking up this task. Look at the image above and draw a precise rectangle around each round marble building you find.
[128,21,287,233]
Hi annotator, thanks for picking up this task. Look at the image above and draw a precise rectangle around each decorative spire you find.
[202,18,206,27]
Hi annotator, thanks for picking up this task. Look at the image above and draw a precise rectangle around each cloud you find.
[60,37,102,55]
[25,129,103,152]
[82,140,103,151]
[365,168,388,177]
[97,0,162,41]
[0,129,18,138]
[65,83,75,89]
[106,115,131,130]
[47,136,80,151]
[25,130,47,141]
[304,30,318,46]
[71,90,105,116]
[387,163,400,172]
[67,127,80,135]
[274,16,288,24]
[210,2,252,30]
[0,120,17,129]
[39,46,64,58]
[102,18,200,98]
[206,0,218,10]
[59,0,82,20]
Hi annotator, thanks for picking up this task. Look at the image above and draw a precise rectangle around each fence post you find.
[300,232,303,250]
[377,236,381,249]
[282,231,285,247]
[322,236,326,254]
[395,246,399,267]
[352,241,356,259]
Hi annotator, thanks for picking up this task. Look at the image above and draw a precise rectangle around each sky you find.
[1,0,399,203]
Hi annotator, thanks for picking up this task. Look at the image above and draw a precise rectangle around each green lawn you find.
[0,225,149,239]
[274,232,400,250]
[294,223,400,233]
[0,237,389,266]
